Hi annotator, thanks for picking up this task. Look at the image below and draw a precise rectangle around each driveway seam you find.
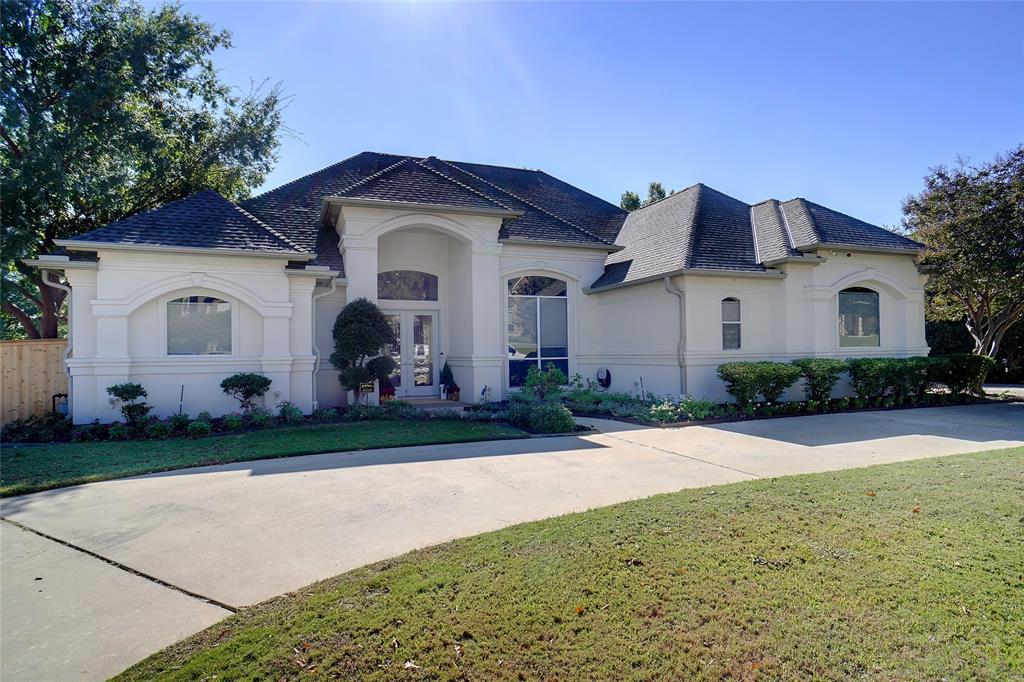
[596,432,760,478]
[1,517,237,613]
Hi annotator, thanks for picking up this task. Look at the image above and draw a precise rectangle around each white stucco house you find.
[28,152,928,424]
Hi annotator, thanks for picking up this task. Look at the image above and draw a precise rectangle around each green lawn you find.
[0,420,527,497]
[117,446,1024,681]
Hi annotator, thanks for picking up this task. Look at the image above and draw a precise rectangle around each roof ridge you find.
[682,183,704,269]
[334,156,415,195]
[413,157,515,211]
[775,199,797,251]
[749,205,761,264]
[435,158,614,246]
[629,182,704,213]
[232,201,307,253]
[246,150,389,202]
[534,169,629,217]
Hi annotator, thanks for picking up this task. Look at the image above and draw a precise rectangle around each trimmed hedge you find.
[717,361,801,405]
[792,358,848,402]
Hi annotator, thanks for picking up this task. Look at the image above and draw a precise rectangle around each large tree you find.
[1,0,285,338]
[903,145,1024,358]
[619,181,672,211]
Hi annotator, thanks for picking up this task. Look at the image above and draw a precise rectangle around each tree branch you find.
[2,301,41,339]
[0,124,24,160]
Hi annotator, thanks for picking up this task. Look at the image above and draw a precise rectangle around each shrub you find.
[833,397,850,412]
[342,404,385,421]
[758,362,802,402]
[523,363,567,402]
[528,402,575,434]
[805,399,819,413]
[71,426,95,442]
[431,408,464,420]
[221,373,272,413]
[648,400,680,423]
[1,411,73,443]
[508,399,534,429]
[221,414,244,431]
[248,408,274,429]
[678,395,716,421]
[196,410,214,423]
[146,421,173,439]
[935,353,996,395]
[717,362,761,405]
[169,413,190,434]
[312,407,337,422]
[186,420,212,437]
[330,298,397,403]
[792,358,847,402]
[107,422,129,441]
[277,401,303,424]
[106,382,151,425]
[381,400,427,420]
[890,357,934,398]
[846,358,890,400]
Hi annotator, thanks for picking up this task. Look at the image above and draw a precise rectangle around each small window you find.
[722,298,741,350]
[508,276,567,297]
[167,296,231,355]
[378,270,439,301]
[839,287,880,347]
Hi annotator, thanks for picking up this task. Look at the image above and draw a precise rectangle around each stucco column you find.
[287,275,317,413]
[462,245,504,402]
[341,239,378,304]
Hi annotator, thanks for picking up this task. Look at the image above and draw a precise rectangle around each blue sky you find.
[176,1,1022,227]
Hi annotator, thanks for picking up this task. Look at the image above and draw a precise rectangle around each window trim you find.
[503,272,574,390]
[159,290,239,358]
[837,286,881,348]
[721,296,741,350]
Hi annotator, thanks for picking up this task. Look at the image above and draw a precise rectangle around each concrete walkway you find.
[2,402,1022,681]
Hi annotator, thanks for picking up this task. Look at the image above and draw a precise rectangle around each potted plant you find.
[447,382,461,401]
[440,361,455,398]
[379,376,396,402]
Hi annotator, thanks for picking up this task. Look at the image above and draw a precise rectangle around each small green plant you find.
[221,373,273,413]
[107,422,129,441]
[805,399,819,413]
[678,395,716,421]
[169,413,190,434]
[792,358,848,402]
[277,401,303,424]
[186,420,212,437]
[196,411,214,423]
[146,421,173,439]
[71,426,95,442]
[312,407,337,422]
[221,414,244,431]
[648,400,679,423]
[508,397,534,429]
[742,403,756,418]
[528,402,576,434]
[834,397,850,411]
[522,363,568,402]
[248,408,274,429]
[106,382,151,425]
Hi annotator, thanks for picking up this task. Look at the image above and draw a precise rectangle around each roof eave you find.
[762,254,828,267]
[54,239,314,260]
[325,196,522,220]
[23,257,98,271]
[500,237,623,253]
[800,243,922,256]
[584,266,785,293]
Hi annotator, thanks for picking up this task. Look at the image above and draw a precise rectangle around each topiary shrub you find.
[107,422,129,441]
[186,419,212,437]
[528,402,575,434]
[889,357,934,398]
[221,373,272,413]
[758,362,802,402]
[106,382,151,426]
[277,401,303,424]
[221,413,244,431]
[330,298,397,404]
[169,413,190,434]
[846,358,890,400]
[792,358,848,403]
[146,421,172,439]
[717,362,761,405]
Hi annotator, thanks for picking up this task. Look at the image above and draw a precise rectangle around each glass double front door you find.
[383,311,438,397]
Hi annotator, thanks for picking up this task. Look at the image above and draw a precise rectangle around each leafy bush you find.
[106,382,151,425]
[522,363,567,402]
[888,357,934,398]
[792,358,847,402]
[169,413,190,434]
[381,400,427,420]
[145,421,172,439]
[330,298,397,402]
[528,402,575,434]
[312,407,337,422]
[507,398,534,429]
[846,358,891,400]
[431,408,464,420]
[196,411,214,423]
[717,362,800,404]
[679,396,717,421]
[277,401,303,424]
[248,408,274,429]
[221,414,244,431]
[1,411,73,443]
[107,422,129,440]
[186,420,212,437]
[758,362,802,402]
[648,400,679,423]
[71,426,95,442]
[342,404,385,421]
[220,373,272,413]
[934,353,996,395]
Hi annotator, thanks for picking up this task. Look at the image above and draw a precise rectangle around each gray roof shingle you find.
[63,190,305,256]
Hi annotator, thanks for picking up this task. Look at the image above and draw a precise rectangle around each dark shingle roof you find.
[63,190,305,255]
[590,186,922,290]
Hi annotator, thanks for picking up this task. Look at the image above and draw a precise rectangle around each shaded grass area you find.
[0,421,527,497]
[118,446,1024,681]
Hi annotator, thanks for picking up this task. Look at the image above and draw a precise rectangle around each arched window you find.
[839,287,879,347]
[378,270,439,301]
[722,298,741,350]
[507,276,568,387]
[167,296,231,355]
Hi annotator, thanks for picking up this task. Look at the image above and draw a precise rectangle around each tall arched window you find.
[722,297,741,350]
[167,296,231,355]
[507,275,568,387]
[378,270,439,301]
[839,287,879,347]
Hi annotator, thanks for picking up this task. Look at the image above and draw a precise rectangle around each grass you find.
[117,446,1024,681]
[0,420,527,497]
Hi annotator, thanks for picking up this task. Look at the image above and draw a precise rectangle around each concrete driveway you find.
[2,402,1022,680]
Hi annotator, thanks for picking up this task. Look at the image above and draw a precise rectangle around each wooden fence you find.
[1,339,69,426]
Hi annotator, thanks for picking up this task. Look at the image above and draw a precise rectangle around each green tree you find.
[903,146,1024,360]
[1,0,286,338]
[644,181,667,205]
[620,190,641,211]
[330,298,398,404]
